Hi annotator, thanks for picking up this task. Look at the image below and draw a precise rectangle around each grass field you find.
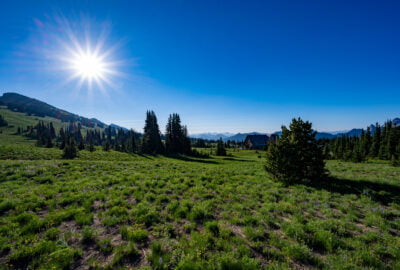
[0,114,400,269]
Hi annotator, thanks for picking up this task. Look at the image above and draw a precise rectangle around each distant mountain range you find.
[1,92,398,140]
[191,121,400,142]
[189,132,265,142]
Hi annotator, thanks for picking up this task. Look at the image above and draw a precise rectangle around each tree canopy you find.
[265,118,326,184]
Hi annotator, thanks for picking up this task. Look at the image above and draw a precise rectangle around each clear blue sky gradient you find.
[0,0,399,133]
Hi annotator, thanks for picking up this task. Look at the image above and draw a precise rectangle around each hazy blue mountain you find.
[225,132,264,142]
[189,132,234,140]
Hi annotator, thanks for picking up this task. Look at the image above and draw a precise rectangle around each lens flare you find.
[72,52,105,79]
[52,16,126,94]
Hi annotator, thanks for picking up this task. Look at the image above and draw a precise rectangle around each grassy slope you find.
[0,118,399,269]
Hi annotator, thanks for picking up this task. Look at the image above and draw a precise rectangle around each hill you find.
[0,92,106,128]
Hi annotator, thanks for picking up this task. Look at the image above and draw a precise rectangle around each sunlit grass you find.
[0,132,399,269]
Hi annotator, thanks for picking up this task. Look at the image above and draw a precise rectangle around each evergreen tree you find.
[88,134,95,152]
[141,111,164,154]
[165,113,192,155]
[216,138,227,156]
[59,128,66,149]
[265,118,326,184]
[363,127,372,157]
[128,130,137,153]
[370,123,381,157]
[63,135,77,159]
[78,137,85,150]
[102,140,111,151]
[0,115,8,127]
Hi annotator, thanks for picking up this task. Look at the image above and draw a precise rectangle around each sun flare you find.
[72,52,105,79]
[56,18,123,92]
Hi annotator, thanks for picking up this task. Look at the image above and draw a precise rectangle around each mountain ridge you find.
[0,92,107,128]
[1,92,398,140]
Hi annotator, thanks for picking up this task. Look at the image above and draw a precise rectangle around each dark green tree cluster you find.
[193,139,207,148]
[265,118,326,184]
[0,114,7,127]
[24,111,202,157]
[58,123,84,150]
[165,113,191,155]
[141,111,164,154]
[62,134,78,159]
[215,138,227,156]
[323,120,400,164]
[25,121,56,148]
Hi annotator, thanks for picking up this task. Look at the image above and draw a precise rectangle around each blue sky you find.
[0,0,399,134]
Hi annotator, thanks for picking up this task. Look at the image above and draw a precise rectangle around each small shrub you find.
[41,248,82,270]
[0,199,16,214]
[148,242,170,269]
[97,238,113,253]
[45,228,61,241]
[189,203,213,223]
[74,212,93,226]
[108,242,139,267]
[81,226,96,244]
[205,221,219,236]
[120,227,148,243]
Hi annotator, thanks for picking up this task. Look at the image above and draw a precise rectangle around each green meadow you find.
[0,147,399,269]
[0,109,399,269]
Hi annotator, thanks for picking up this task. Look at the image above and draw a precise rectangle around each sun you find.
[62,41,119,91]
[72,52,105,79]
[58,23,123,92]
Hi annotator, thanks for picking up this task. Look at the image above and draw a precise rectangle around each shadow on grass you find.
[308,176,400,205]
[136,153,154,160]
[222,157,254,162]
[166,154,219,164]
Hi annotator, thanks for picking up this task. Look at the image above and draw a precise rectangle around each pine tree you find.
[59,128,66,149]
[141,111,164,154]
[378,123,388,159]
[363,127,372,157]
[128,130,137,153]
[370,123,381,157]
[78,137,85,150]
[63,135,77,159]
[0,115,8,127]
[216,138,227,156]
[165,113,192,155]
[102,141,110,151]
[88,134,95,152]
[265,118,326,184]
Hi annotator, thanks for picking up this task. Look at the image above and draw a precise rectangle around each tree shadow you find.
[166,154,219,164]
[136,153,154,160]
[307,176,400,205]
[222,157,254,162]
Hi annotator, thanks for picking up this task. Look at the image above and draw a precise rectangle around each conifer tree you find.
[141,111,164,154]
[165,113,192,155]
[370,123,381,157]
[78,137,85,150]
[88,134,95,152]
[63,135,77,159]
[0,115,8,127]
[216,138,227,156]
[265,118,326,184]
[128,130,137,153]
[379,122,390,159]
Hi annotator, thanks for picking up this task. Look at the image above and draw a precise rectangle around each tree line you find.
[321,120,400,164]
[21,111,209,158]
